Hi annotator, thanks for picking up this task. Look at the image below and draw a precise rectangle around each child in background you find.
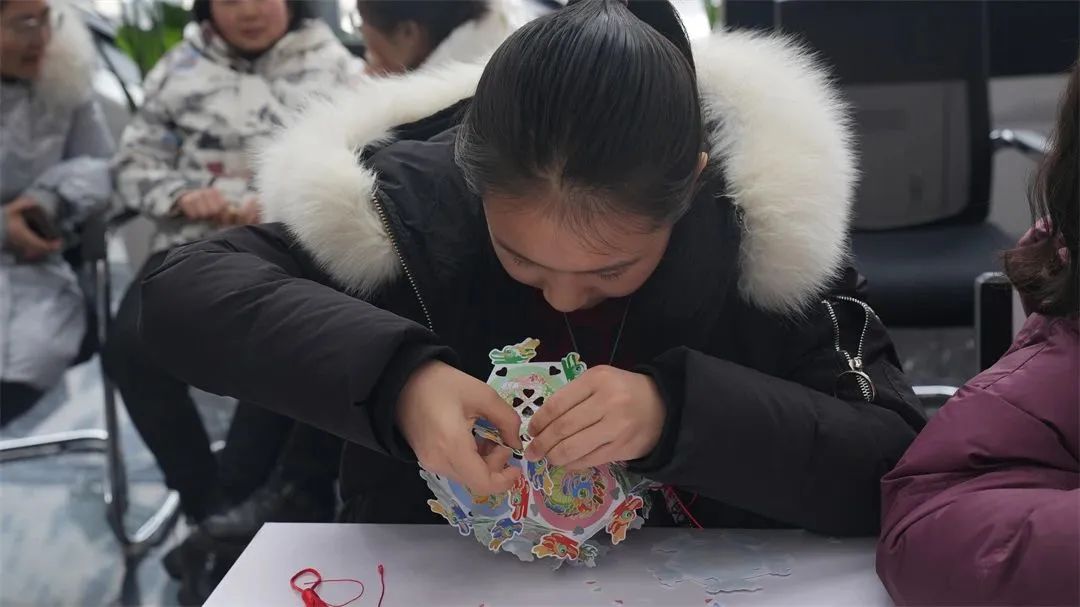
[877,62,1078,606]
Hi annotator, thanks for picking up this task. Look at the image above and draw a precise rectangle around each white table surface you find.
[206,524,892,607]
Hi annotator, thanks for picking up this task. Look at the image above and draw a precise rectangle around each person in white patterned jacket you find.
[104,0,362,529]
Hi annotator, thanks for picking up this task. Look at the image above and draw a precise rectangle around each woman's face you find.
[360,20,429,76]
[0,0,52,81]
[210,0,290,55]
[485,191,672,313]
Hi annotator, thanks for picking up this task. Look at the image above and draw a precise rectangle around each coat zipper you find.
[822,295,877,402]
[370,193,434,331]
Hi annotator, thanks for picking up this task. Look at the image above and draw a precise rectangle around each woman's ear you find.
[393,20,431,67]
[694,152,709,179]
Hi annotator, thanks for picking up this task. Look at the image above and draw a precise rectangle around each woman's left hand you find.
[524,366,665,470]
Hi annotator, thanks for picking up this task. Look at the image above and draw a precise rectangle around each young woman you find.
[1,0,112,424]
[107,0,361,523]
[140,0,925,534]
[356,0,542,76]
[877,64,1078,606]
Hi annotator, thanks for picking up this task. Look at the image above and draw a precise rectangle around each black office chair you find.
[765,0,1047,328]
[0,211,180,558]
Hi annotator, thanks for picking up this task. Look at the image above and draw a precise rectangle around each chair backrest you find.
[768,0,993,231]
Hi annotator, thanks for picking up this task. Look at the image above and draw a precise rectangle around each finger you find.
[449,438,520,496]
[16,227,55,255]
[563,443,621,472]
[528,373,595,436]
[475,436,498,457]
[193,196,212,219]
[205,194,227,215]
[469,387,523,451]
[10,197,37,211]
[545,420,614,468]
[248,203,262,224]
[525,395,605,461]
[480,444,512,474]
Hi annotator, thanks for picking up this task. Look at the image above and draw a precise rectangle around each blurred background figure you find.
[0,0,113,425]
[171,1,548,601]
[356,0,536,76]
[104,1,361,601]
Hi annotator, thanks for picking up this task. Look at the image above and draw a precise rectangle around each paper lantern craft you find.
[420,339,655,567]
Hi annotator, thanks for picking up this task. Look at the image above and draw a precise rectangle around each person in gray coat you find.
[0,0,113,425]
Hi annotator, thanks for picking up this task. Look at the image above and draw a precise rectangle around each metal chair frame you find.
[0,213,180,558]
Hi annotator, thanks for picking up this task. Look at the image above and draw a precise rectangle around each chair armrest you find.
[991,128,1049,160]
[914,385,959,415]
[80,212,109,262]
[975,271,1015,371]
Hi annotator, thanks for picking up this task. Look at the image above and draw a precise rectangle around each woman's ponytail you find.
[456,0,704,230]
[622,0,695,72]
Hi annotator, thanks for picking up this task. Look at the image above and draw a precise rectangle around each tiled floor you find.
[0,256,235,607]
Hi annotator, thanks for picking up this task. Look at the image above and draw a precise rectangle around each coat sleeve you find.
[876,389,1080,606]
[111,59,223,218]
[634,271,926,536]
[64,99,115,159]
[22,100,114,237]
[139,223,455,458]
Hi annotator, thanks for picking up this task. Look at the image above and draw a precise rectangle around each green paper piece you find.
[489,338,540,364]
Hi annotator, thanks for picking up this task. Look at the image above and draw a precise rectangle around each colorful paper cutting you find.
[420,339,655,566]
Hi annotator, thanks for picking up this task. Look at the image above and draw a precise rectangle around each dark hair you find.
[1003,61,1079,317]
[191,0,311,32]
[356,1,488,51]
[455,0,703,233]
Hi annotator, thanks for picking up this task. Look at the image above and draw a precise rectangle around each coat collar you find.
[35,1,96,109]
[260,30,855,317]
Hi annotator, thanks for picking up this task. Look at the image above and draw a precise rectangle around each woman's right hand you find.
[3,197,61,261]
[396,361,523,495]
[174,188,231,223]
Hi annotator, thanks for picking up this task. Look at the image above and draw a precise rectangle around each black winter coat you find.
[139,32,926,536]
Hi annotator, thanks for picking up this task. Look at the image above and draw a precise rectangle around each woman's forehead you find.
[485,196,666,270]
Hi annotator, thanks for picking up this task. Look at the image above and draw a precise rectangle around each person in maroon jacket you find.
[877,62,1079,607]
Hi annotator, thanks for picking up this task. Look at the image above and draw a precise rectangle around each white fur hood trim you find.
[37,1,97,107]
[696,32,855,314]
[260,30,855,315]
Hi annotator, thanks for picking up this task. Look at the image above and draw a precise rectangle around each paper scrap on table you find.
[648,531,792,594]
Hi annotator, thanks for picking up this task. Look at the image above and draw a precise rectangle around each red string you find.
[377,564,386,607]
[664,486,704,529]
[291,566,385,607]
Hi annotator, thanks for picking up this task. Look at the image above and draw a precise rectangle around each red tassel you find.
[291,565,385,607]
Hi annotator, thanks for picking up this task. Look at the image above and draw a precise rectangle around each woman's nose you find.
[543,280,589,313]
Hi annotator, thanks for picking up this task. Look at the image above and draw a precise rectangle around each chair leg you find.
[0,256,183,559]
[0,430,109,462]
[94,256,182,558]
